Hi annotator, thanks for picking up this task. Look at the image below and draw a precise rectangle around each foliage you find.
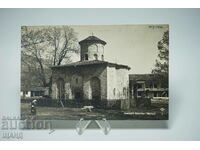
[152,30,169,87]
[21,26,79,89]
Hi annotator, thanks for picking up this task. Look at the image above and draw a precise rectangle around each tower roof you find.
[79,36,107,45]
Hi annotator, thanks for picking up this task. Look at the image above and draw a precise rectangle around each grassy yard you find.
[21,102,168,120]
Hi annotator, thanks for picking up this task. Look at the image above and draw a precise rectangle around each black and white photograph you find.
[21,25,169,120]
[2,5,200,144]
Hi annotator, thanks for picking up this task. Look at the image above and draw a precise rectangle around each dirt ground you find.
[21,103,168,120]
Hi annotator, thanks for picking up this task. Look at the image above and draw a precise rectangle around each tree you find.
[21,26,79,90]
[45,26,79,66]
[21,26,49,87]
[152,30,169,87]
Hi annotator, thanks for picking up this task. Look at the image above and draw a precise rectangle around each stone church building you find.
[51,36,131,109]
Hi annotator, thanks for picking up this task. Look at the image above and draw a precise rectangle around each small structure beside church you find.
[129,74,168,107]
[21,86,48,98]
[51,36,131,109]
[129,74,168,99]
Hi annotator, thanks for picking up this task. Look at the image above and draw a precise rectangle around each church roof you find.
[129,74,159,82]
[51,60,130,70]
[79,36,107,45]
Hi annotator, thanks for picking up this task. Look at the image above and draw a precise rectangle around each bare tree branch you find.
[21,26,79,92]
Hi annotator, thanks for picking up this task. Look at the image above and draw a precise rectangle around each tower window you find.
[101,55,104,61]
[94,54,98,60]
[76,78,78,84]
[85,54,88,60]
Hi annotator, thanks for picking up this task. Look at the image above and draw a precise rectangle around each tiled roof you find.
[129,74,157,81]
[21,86,46,91]
[79,36,107,45]
[51,60,130,70]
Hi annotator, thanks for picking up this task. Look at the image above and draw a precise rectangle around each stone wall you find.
[81,64,107,100]
[51,64,107,100]
[51,63,130,110]
[107,66,129,100]
[116,68,129,99]
[80,42,105,61]
[106,66,117,99]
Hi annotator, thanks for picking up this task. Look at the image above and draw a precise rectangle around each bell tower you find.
[79,36,107,61]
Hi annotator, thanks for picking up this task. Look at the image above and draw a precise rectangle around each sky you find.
[72,25,168,74]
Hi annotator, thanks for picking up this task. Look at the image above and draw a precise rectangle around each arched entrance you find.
[90,77,101,100]
[57,78,65,99]
[74,88,82,100]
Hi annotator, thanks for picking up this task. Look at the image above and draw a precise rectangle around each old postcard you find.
[21,25,169,120]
